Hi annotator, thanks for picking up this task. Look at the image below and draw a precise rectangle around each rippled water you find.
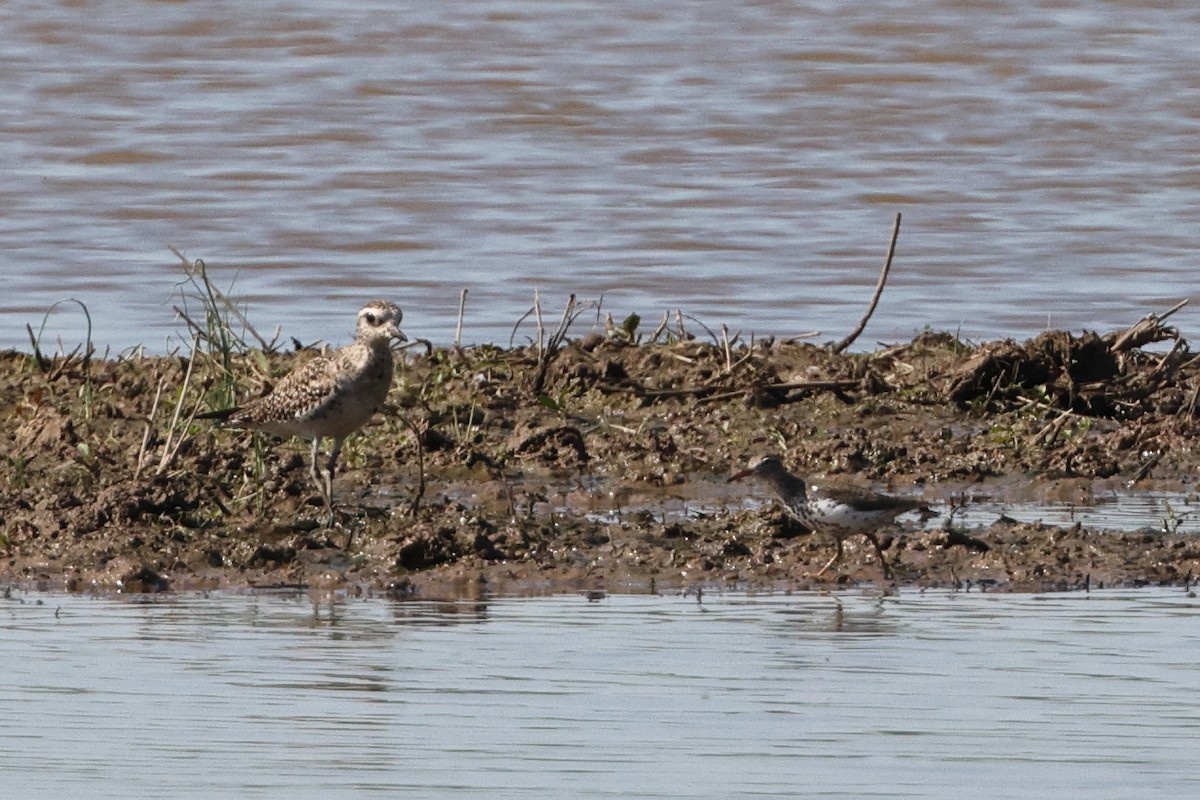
[3,0,1198,353]
[4,588,1199,798]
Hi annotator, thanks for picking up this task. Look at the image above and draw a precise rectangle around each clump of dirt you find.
[3,307,1200,597]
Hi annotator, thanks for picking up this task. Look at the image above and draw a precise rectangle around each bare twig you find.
[599,376,859,404]
[1129,451,1163,484]
[532,294,578,395]
[1148,337,1188,378]
[157,335,202,475]
[832,212,902,354]
[649,311,670,343]
[1156,298,1189,324]
[682,313,719,345]
[721,325,732,372]
[509,305,535,348]
[1179,379,1200,419]
[1030,408,1076,447]
[534,289,545,363]
[133,376,168,481]
[453,288,468,350]
[1107,298,1189,353]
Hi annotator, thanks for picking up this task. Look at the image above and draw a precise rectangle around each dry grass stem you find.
[133,376,168,480]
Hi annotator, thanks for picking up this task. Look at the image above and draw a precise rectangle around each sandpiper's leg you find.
[865,533,892,579]
[816,535,845,576]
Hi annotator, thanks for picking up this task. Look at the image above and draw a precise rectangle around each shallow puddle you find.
[492,474,1200,535]
[4,588,1199,797]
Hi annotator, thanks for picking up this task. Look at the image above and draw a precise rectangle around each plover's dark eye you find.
[364,313,377,325]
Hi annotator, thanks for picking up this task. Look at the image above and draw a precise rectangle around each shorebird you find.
[199,300,406,524]
[729,454,923,578]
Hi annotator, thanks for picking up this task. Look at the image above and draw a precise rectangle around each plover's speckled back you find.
[729,454,924,578]
[200,300,406,524]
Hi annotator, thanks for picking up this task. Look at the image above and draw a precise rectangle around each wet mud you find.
[3,311,1200,597]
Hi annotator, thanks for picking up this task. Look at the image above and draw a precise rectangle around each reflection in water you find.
[3,588,1199,798]
[3,1,1199,351]
[772,594,898,635]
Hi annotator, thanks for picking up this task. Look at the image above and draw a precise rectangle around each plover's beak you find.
[728,468,754,483]
[389,323,408,343]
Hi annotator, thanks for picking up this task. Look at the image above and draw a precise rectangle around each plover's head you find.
[728,454,786,483]
[356,300,407,344]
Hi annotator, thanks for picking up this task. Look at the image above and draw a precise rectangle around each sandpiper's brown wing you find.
[811,481,923,515]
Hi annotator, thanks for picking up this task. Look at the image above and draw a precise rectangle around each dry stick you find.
[156,336,201,475]
[684,314,721,346]
[133,376,168,481]
[453,288,468,350]
[47,344,84,382]
[509,305,535,347]
[1181,379,1200,419]
[1148,338,1188,378]
[173,305,210,345]
[1108,298,1189,353]
[832,212,902,354]
[1031,408,1075,447]
[650,311,670,343]
[534,289,545,364]
[696,377,859,405]
[1130,451,1162,484]
[605,376,858,404]
[721,325,732,372]
[1155,297,1189,324]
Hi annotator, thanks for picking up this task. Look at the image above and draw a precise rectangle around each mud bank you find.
[4,313,1200,596]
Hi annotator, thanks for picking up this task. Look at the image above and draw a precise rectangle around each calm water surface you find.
[3,0,1199,352]
[3,588,1199,798]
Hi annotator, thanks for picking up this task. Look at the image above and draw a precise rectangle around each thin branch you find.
[649,311,670,343]
[1107,298,1189,353]
[453,288,468,350]
[532,294,578,395]
[509,305,535,348]
[156,335,202,475]
[832,212,902,354]
[534,288,545,364]
[134,376,168,481]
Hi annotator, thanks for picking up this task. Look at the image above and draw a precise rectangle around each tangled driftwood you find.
[944,301,1191,418]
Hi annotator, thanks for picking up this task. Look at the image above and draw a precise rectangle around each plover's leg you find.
[320,437,344,526]
[865,532,892,579]
[308,437,323,492]
[307,437,334,524]
[815,535,845,576]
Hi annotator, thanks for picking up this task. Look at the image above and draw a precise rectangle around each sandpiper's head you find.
[356,300,407,345]
[728,454,786,483]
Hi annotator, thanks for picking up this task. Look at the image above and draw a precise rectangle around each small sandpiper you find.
[729,454,924,578]
[199,300,406,524]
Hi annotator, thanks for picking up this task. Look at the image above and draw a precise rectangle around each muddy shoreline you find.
[4,313,1200,597]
